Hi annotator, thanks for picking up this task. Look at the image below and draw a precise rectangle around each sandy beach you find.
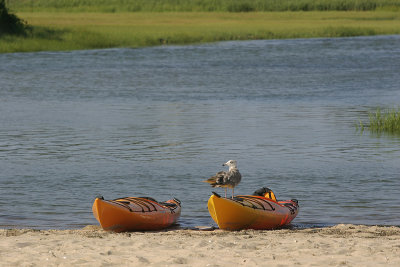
[1,224,399,266]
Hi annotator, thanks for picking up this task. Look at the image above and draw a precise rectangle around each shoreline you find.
[1,224,399,266]
[1,11,400,53]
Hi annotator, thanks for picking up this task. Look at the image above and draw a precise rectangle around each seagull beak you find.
[222,163,226,166]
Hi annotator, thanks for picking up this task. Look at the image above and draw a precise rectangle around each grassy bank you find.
[8,0,400,12]
[1,11,400,53]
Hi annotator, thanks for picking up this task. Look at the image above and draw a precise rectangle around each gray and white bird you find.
[203,160,242,199]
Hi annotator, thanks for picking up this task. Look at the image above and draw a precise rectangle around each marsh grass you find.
[1,11,400,53]
[368,108,400,134]
[0,27,120,52]
[357,108,400,134]
[8,0,400,12]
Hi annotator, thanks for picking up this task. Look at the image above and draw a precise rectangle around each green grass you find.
[7,0,400,12]
[1,11,400,53]
[357,108,400,134]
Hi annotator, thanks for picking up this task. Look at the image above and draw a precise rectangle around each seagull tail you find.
[202,177,217,184]
[203,176,222,188]
[203,171,226,187]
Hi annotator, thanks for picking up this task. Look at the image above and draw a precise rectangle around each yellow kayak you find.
[207,189,299,230]
[92,196,181,232]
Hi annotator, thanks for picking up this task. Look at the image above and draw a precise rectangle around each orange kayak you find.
[92,196,181,232]
[207,190,299,230]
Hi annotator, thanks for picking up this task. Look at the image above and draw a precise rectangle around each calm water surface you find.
[1,35,400,229]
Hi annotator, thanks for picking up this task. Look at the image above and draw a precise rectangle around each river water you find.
[1,35,399,229]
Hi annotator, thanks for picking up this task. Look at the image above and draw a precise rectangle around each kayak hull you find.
[207,194,298,230]
[92,197,181,232]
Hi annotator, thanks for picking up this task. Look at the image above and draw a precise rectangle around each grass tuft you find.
[358,108,400,135]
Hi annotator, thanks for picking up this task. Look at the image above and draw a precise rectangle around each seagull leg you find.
[224,188,227,198]
[231,188,234,199]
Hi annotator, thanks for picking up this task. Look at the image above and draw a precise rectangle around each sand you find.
[1,224,399,266]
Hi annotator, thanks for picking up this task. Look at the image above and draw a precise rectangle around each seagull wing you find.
[203,171,227,187]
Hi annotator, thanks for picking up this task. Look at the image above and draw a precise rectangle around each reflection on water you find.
[0,35,400,229]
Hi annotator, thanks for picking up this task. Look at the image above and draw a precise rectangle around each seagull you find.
[203,160,242,199]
